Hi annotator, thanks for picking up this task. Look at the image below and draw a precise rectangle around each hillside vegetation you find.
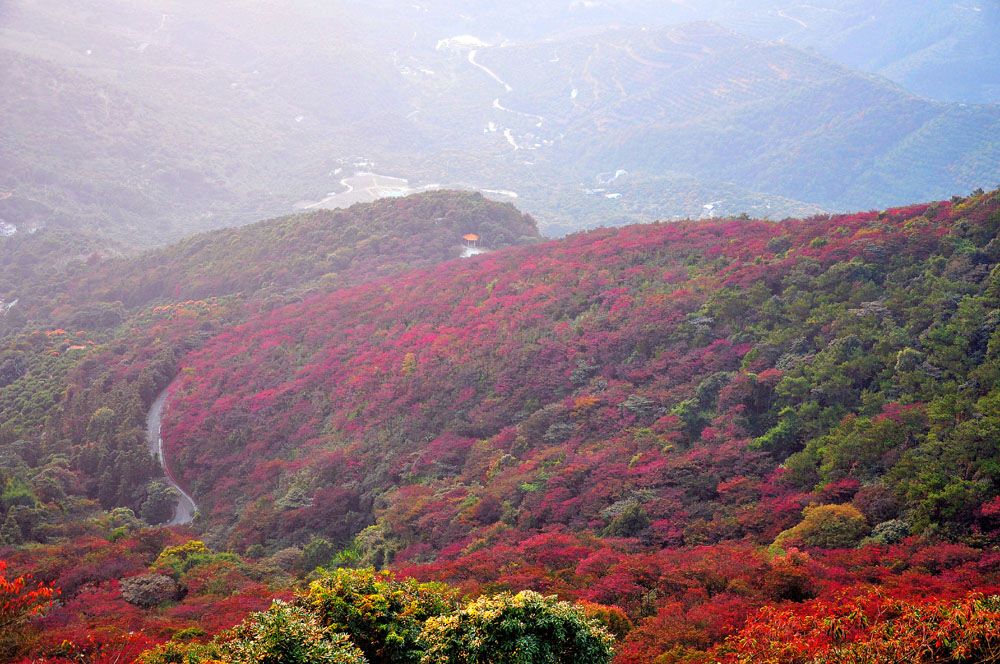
[2,2,998,659]
[144,191,1000,660]
[0,191,538,534]
[167,190,1000,551]
[1,190,998,662]
[0,191,537,334]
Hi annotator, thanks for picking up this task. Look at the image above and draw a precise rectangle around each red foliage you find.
[0,559,58,629]
[713,589,1000,663]
[17,193,1000,660]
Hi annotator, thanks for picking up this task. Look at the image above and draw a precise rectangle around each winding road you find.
[146,388,197,525]
[468,49,513,92]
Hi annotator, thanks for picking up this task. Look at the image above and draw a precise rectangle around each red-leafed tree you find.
[0,559,59,660]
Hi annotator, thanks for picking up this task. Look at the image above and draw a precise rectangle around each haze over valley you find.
[1,0,997,245]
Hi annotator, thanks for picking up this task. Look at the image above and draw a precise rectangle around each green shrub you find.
[222,601,366,664]
[774,503,869,549]
[302,568,458,664]
[420,590,614,664]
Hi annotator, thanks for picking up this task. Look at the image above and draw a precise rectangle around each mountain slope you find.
[163,190,1000,557]
[721,0,1000,104]
[0,191,538,538]
[0,191,538,334]
[3,189,999,662]
[375,0,1000,103]
[0,0,413,245]
[3,1,997,242]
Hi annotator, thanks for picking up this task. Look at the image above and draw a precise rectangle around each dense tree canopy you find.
[162,190,1000,561]
[138,568,610,664]
[1,189,999,662]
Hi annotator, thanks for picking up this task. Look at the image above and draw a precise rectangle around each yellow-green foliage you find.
[774,504,869,549]
[139,570,616,664]
[140,601,366,664]
[420,590,615,664]
[153,540,210,574]
[153,540,248,592]
[302,567,458,664]
[223,601,367,664]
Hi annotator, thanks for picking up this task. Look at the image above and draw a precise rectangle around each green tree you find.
[86,406,117,442]
[774,503,869,549]
[222,601,366,664]
[420,591,614,664]
[0,512,23,545]
[141,480,178,524]
[143,601,367,664]
[401,352,418,376]
[603,501,651,538]
[303,568,457,664]
[302,536,336,572]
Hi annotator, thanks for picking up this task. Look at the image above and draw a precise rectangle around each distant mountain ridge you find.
[375,0,1000,103]
[1,1,996,244]
[461,22,999,219]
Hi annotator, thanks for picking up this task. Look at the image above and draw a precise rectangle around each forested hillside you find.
[2,190,999,662]
[3,1,998,661]
[0,191,538,535]
[144,189,1000,659]
[166,190,1000,550]
[0,191,537,334]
